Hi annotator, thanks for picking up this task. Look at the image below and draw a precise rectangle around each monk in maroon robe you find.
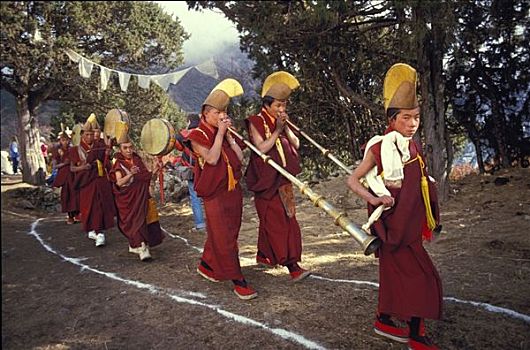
[347,63,442,350]
[187,79,257,300]
[109,136,164,261]
[52,132,79,224]
[245,72,310,282]
[70,119,115,247]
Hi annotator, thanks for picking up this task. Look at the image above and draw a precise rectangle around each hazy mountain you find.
[168,44,259,113]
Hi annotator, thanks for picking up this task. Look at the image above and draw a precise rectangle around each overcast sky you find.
[156,1,240,64]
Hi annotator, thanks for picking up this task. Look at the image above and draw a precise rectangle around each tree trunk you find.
[472,138,485,174]
[490,99,511,168]
[414,5,450,202]
[17,94,46,185]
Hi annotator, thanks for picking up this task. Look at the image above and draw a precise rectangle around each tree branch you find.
[330,69,384,116]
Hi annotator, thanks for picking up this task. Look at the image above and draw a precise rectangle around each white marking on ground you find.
[161,226,255,264]
[160,226,530,324]
[28,219,327,350]
[443,297,530,323]
[310,274,380,288]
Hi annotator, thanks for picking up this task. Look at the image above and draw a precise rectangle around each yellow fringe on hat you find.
[383,63,417,111]
[115,121,129,143]
[87,113,97,124]
[261,71,300,97]
[212,78,244,98]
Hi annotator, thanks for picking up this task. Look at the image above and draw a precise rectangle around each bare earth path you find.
[2,168,529,349]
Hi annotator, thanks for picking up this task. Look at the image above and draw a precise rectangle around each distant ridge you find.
[168,45,259,113]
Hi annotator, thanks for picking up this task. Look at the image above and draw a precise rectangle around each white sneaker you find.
[128,245,141,254]
[88,231,97,240]
[138,243,152,261]
[95,233,106,247]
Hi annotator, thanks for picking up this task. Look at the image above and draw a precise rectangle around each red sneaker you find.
[407,337,439,350]
[197,264,220,283]
[256,254,275,268]
[233,284,258,300]
[290,268,312,282]
[374,319,409,343]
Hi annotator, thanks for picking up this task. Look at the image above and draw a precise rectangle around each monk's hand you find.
[218,116,230,135]
[276,113,287,131]
[371,195,395,208]
[131,166,140,174]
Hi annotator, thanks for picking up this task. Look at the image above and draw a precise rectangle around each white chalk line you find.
[162,226,530,324]
[28,219,326,350]
[160,226,256,264]
[443,297,530,324]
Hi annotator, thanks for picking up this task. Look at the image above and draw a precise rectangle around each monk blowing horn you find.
[228,126,381,256]
[261,71,384,234]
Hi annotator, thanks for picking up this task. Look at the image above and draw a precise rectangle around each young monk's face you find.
[204,107,223,128]
[120,142,134,159]
[82,131,94,145]
[265,99,287,119]
[390,107,421,138]
[59,136,69,148]
[94,129,101,140]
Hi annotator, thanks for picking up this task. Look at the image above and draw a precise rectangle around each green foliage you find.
[446,0,530,171]
[1,0,189,128]
[188,1,451,177]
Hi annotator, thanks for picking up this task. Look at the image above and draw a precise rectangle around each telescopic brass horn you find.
[286,119,386,233]
[286,120,352,174]
[228,127,381,256]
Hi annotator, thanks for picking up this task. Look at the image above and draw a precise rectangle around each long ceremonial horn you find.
[286,120,352,175]
[286,119,386,233]
[228,127,381,256]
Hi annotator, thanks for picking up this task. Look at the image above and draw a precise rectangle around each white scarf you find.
[363,131,411,198]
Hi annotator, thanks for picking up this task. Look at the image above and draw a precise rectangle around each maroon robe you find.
[187,119,244,281]
[368,138,443,321]
[51,144,79,213]
[109,152,164,248]
[245,109,303,266]
[70,141,115,233]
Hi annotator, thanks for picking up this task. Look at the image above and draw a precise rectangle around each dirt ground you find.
[2,167,529,350]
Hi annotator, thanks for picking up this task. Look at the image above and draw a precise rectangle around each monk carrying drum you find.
[245,71,311,282]
[187,79,257,300]
[109,124,164,261]
[347,63,442,350]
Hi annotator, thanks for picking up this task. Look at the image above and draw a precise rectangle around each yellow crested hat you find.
[83,113,101,131]
[202,78,244,112]
[261,71,300,100]
[115,121,130,144]
[383,63,419,111]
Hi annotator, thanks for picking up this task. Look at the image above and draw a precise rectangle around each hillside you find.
[168,44,259,113]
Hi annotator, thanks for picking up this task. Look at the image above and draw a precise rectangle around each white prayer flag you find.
[196,58,219,79]
[79,58,94,78]
[151,67,192,91]
[100,66,111,91]
[118,71,131,92]
[137,75,151,89]
[65,49,81,63]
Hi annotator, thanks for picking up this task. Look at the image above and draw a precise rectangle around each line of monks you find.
[52,67,442,350]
